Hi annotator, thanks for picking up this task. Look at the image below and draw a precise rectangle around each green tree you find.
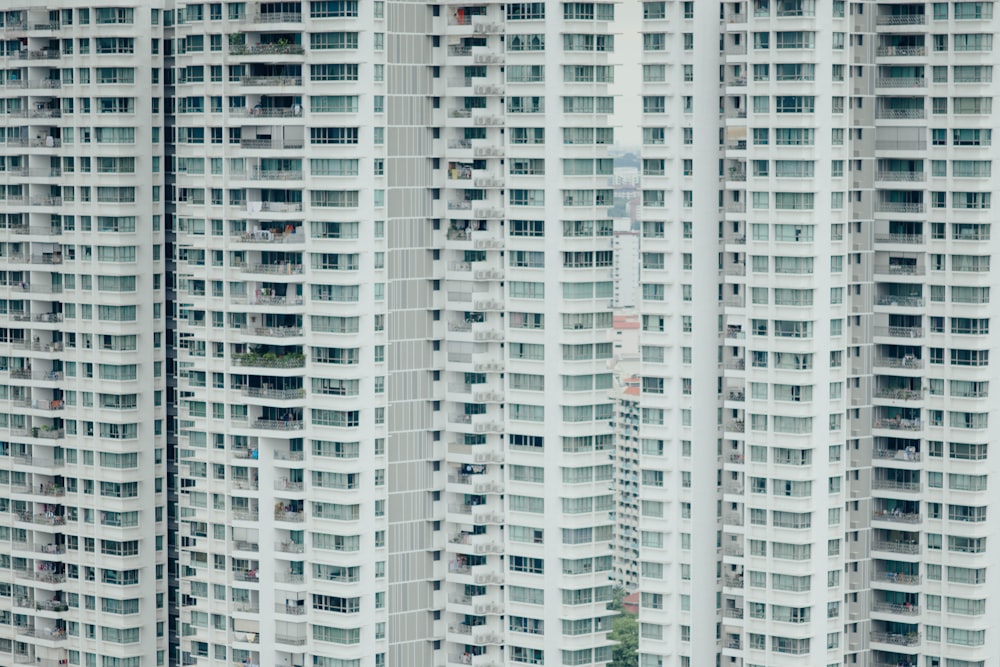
[609,612,638,667]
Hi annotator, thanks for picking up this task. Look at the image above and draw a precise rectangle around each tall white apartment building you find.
[0,3,168,667]
[638,2,999,667]
[172,2,392,666]
[173,2,616,667]
[441,2,617,665]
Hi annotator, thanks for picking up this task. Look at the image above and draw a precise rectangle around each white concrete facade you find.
[441,2,616,665]
[638,2,1000,667]
[171,2,389,666]
[0,3,168,667]
[173,1,616,666]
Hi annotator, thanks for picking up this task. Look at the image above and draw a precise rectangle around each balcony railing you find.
[872,602,920,615]
[239,76,302,87]
[871,631,920,646]
[247,11,303,23]
[872,540,919,555]
[876,14,925,25]
[250,168,303,180]
[873,418,922,431]
[873,571,921,585]
[873,357,922,370]
[242,387,305,400]
[254,419,304,431]
[875,264,923,276]
[876,77,925,88]
[875,171,925,182]
[874,234,924,246]
[232,354,304,368]
[876,201,924,213]
[871,510,920,523]
[876,46,926,57]
[872,479,920,492]
[874,326,923,338]
[240,262,304,274]
[239,138,303,150]
[874,448,921,462]
[229,43,305,56]
[875,295,924,308]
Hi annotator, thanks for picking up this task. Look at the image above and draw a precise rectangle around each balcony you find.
[876,46,926,57]
[875,295,924,308]
[275,541,305,554]
[250,168,303,181]
[872,602,920,616]
[870,631,920,647]
[242,387,305,400]
[240,75,302,87]
[872,479,920,493]
[875,234,924,246]
[19,513,65,526]
[275,602,306,616]
[274,509,305,523]
[876,201,924,214]
[246,10,302,23]
[239,138,303,150]
[876,14,925,25]
[876,108,925,120]
[874,571,921,586]
[723,512,744,527]
[875,171,925,182]
[871,540,919,555]
[275,478,304,491]
[874,448,921,462]
[873,418,922,431]
[873,357,922,370]
[232,479,259,491]
[246,201,302,213]
[874,263,923,277]
[240,326,302,340]
[253,418,304,431]
[231,353,304,368]
[874,326,923,339]
[34,570,65,584]
[875,77,925,88]
[34,599,68,612]
[229,43,305,56]
[871,510,920,524]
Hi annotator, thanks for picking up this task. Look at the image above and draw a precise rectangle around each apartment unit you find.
[638,1,998,667]
[0,3,168,667]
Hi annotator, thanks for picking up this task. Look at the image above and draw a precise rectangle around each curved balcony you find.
[231,353,304,369]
